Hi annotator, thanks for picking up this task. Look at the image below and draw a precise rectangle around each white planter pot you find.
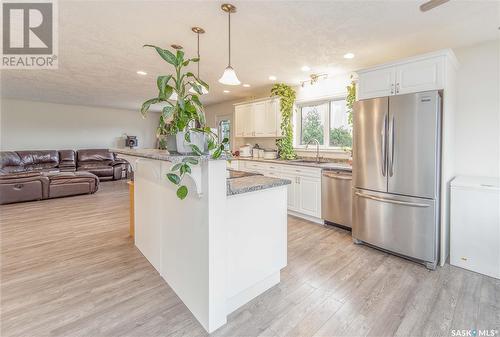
[176,131,207,154]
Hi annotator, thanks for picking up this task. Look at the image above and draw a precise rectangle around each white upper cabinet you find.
[234,98,281,138]
[357,67,396,100]
[396,57,444,95]
[357,50,455,100]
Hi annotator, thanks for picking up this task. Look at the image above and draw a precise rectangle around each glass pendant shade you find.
[218,66,241,85]
[169,91,178,101]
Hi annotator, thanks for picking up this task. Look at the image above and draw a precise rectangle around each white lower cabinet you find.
[297,176,321,217]
[236,160,322,219]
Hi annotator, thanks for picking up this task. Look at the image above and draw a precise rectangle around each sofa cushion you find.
[77,149,114,163]
[17,151,59,170]
[45,171,99,198]
[0,152,23,174]
[77,166,113,177]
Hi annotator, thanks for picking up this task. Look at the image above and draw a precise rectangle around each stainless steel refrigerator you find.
[352,90,441,270]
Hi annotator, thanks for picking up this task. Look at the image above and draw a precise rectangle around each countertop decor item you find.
[218,4,241,85]
[139,44,229,199]
[270,83,296,160]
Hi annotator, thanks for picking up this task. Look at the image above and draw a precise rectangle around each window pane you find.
[329,99,352,148]
[218,120,230,150]
[300,103,327,145]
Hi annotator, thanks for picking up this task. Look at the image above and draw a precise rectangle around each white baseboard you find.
[287,210,324,224]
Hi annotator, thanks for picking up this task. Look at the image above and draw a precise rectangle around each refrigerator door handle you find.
[388,115,395,177]
[381,113,387,177]
[354,191,430,208]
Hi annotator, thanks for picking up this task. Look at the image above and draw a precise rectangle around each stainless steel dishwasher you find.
[321,170,352,229]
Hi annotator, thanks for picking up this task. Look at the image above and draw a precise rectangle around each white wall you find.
[454,40,500,178]
[0,99,160,150]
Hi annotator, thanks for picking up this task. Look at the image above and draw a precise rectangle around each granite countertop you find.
[234,156,352,172]
[112,148,226,163]
[227,172,291,196]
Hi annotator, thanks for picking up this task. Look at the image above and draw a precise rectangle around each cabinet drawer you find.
[281,165,321,178]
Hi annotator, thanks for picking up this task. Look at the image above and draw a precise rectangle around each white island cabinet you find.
[114,149,289,333]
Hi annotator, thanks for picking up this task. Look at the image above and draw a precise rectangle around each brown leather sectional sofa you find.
[0,149,127,205]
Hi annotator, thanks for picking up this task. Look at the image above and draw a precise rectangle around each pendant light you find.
[189,27,209,95]
[168,44,183,100]
[218,3,241,86]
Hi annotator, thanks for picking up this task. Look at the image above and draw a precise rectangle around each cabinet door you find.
[357,67,395,100]
[252,101,267,137]
[279,173,298,211]
[298,176,321,217]
[234,105,246,137]
[243,104,254,137]
[395,57,444,95]
[263,100,278,137]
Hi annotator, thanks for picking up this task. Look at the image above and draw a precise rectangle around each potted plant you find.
[140,44,229,199]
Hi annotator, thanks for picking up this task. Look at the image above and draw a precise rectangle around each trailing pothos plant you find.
[271,83,297,160]
[140,44,229,200]
[344,75,357,157]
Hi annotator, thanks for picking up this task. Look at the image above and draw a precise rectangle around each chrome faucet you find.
[306,139,320,163]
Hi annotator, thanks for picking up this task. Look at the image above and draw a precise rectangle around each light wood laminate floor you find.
[1,181,499,337]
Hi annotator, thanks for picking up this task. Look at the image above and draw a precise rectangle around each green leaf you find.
[185,101,197,114]
[176,49,185,64]
[157,75,172,93]
[184,131,191,142]
[212,147,222,159]
[176,185,188,199]
[190,82,203,95]
[222,137,229,143]
[144,44,177,66]
[177,97,185,111]
[141,98,159,117]
[166,173,181,185]
[190,144,202,155]
[197,78,209,91]
[182,157,198,165]
[171,163,182,171]
[191,95,202,108]
[207,138,216,151]
[180,163,191,175]
[162,105,175,119]
[190,57,200,63]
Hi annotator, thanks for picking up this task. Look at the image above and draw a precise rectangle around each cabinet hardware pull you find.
[396,83,400,94]
[391,84,394,95]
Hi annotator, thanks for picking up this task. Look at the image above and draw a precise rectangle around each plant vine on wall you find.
[271,83,297,160]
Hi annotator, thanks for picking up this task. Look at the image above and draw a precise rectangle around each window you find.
[218,119,231,151]
[296,97,352,149]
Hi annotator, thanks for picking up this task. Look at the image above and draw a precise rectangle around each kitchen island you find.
[113,148,290,333]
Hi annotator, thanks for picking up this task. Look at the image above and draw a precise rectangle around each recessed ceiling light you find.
[301,66,311,72]
[223,90,230,93]
[268,75,277,81]
[343,53,355,59]
[242,84,251,88]
[136,70,147,75]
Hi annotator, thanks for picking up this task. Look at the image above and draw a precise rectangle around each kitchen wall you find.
[0,99,160,150]
[454,40,499,178]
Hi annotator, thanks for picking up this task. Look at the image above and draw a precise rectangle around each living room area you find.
[2,0,500,336]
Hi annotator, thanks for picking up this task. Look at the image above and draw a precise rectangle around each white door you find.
[395,57,444,95]
[280,173,298,211]
[272,99,282,137]
[357,67,396,100]
[297,176,321,217]
[234,105,245,137]
[252,101,267,137]
[242,104,254,137]
[262,100,278,137]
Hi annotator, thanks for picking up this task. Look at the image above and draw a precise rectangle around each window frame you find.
[294,94,350,151]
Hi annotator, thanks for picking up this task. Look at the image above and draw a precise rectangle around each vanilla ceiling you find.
[1,0,498,111]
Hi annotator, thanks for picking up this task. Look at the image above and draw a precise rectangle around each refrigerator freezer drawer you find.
[352,189,437,263]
